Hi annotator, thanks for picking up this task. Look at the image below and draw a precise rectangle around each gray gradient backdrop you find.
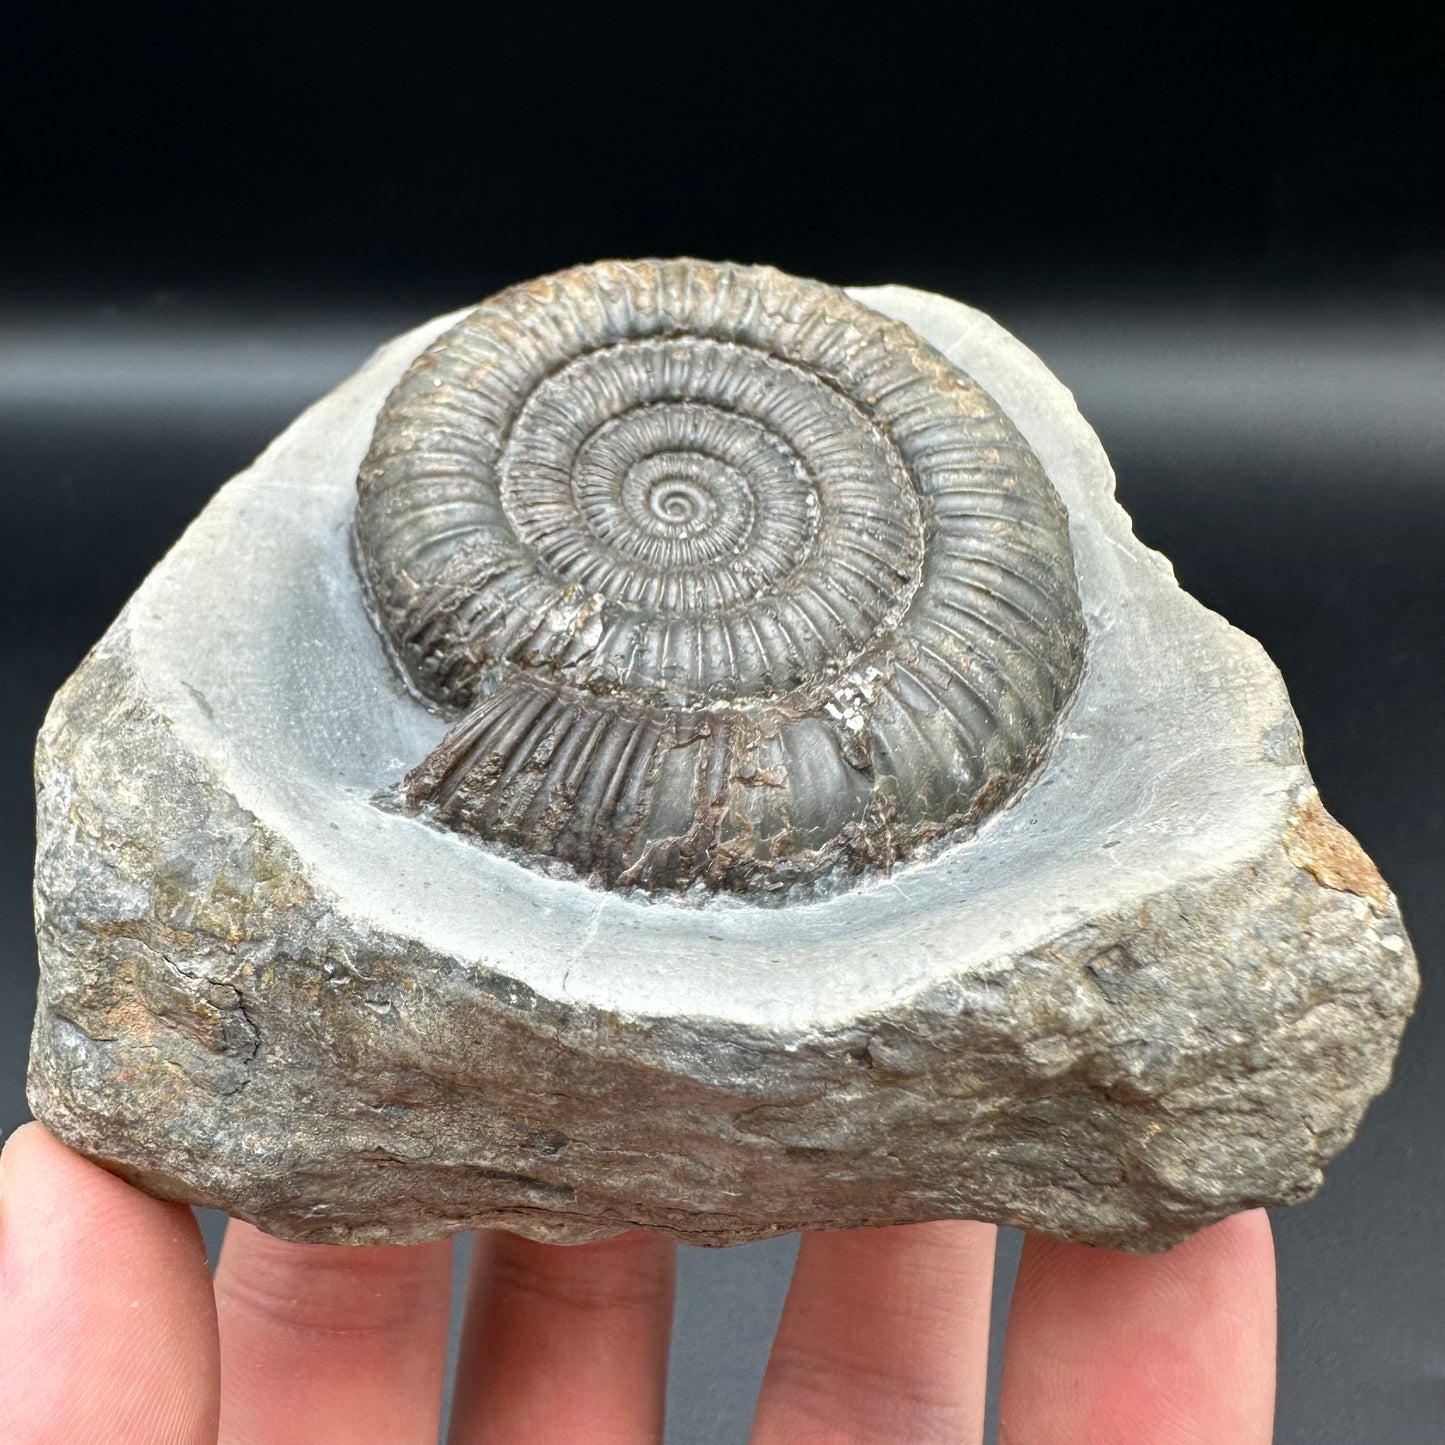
[1,297,1441,1441]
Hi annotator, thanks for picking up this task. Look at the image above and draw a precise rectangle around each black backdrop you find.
[5,7,1444,304]
[2,6,1442,1442]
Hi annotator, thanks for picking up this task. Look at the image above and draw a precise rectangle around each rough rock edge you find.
[29,614,1419,1250]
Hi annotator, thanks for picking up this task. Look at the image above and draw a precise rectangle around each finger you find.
[214,1219,453,1445]
[751,1220,998,1445]
[448,1228,675,1445]
[999,1209,1276,1445]
[0,1122,219,1445]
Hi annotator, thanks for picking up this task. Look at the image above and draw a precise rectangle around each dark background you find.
[2,6,1441,1441]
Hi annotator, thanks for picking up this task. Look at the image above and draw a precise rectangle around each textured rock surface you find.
[28,282,1419,1250]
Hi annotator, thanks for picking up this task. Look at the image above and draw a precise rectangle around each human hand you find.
[0,1122,1275,1442]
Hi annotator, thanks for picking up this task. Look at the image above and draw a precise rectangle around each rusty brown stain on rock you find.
[97,994,164,1048]
[1286,793,1390,909]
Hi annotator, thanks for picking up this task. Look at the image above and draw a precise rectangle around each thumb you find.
[0,1122,219,1445]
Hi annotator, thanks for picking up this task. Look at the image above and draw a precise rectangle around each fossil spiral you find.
[355,259,1086,895]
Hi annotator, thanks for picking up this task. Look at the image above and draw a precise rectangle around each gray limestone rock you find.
[27,276,1419,1251]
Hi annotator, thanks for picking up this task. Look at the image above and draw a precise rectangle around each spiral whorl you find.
[355,259,1086,895]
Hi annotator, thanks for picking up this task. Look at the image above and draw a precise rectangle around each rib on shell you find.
[354,259,1087,895]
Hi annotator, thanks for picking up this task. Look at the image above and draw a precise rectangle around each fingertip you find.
[1,1120,207,1286]
[0,1123,219,1445]
[4,1119,150,1208]
[0,1119,62,1208]
[450,1229,676,1445]
[752,1220,998,1445]
[1201,1205,1275,1268]
[1000,1210,1276,1445]
[215,1217,454,1445]
[1017,1205,1275,1312]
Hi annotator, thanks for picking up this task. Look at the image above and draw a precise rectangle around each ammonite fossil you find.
[355,259,1086,894]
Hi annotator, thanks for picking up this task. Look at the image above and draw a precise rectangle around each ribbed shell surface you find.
[355,259,1086,895]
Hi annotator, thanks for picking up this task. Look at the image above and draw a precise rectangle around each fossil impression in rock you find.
[28,260,1419,1251]
[354,262,1086,895]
